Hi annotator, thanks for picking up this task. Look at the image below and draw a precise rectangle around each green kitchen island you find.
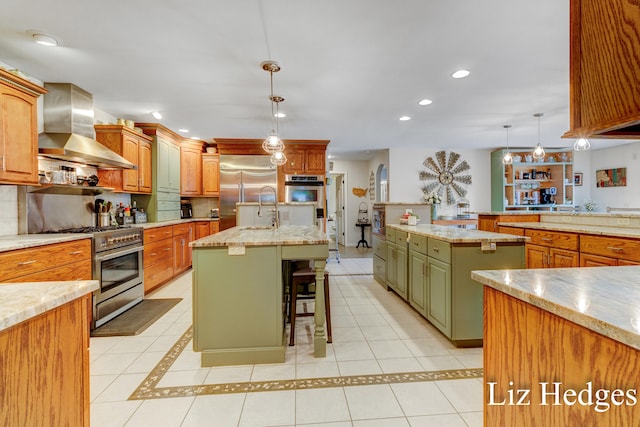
[190,225,329,366]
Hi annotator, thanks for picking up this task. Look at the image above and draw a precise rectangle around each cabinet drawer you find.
[15,259,92,282]
[373,235,386,260]
[427,238,451,263]
[144,226,173,244]
[173,223,191,236]
[525,229,578,251]
[394,230,408,245]
[386,228,396,241]
[497,226,525,236]
[0,239,92,282]
[144,257,174,292]
[157,201,180,211]
[144,239,173,267]
[373,253,386,282]
[580,235,640,263]
[156,191,180,202]
[409,234,427,255]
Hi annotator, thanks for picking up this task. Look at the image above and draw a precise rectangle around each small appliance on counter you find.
[210,208,219,218]
[180,202,193,219]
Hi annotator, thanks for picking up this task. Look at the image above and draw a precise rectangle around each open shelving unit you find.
[491,149,574,211]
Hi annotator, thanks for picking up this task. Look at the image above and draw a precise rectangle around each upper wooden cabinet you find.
[95,125,153,193]
[0,69,47,185]
[281,145,327,175]
[180,140,204,196]
[202,154,220,196]
[563,0,640,139]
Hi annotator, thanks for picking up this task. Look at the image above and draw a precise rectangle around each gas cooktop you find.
[44,225,133,234]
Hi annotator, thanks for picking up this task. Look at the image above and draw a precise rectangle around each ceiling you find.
[1,1,634,160]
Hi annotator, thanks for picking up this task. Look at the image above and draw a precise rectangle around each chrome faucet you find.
[258,185,279,228]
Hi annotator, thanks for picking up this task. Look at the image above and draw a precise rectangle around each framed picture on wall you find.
[574,173,583,186]
[596,167,626,187]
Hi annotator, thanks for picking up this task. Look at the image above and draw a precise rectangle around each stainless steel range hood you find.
[38,83,136,170]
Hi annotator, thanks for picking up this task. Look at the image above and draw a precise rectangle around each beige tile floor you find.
[90,257,483,427]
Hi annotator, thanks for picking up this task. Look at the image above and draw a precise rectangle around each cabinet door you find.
[122,134,140,192]
[477,217,498,232]
[385,243,397,290]
[305,150,326,174]
[168,141,181,193]
[395,245,408,299]
[180,146,202,196]
[0,84,38,184]
[138,139,153,193]
[282,150,304,174]
[202,155,220,196]
[195,222,211,240]
[409,251,427,315]
[526,243,548,269]
[580,253,618,267]
[156,138,171,192]
[550,248,579,268]
[427,257,451,337]
[173,234,189,273]
[210,221,220,234]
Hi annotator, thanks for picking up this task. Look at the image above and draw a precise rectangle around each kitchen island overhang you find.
[190,225,329,366]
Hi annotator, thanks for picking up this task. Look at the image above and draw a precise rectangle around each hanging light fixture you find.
[574,137,591,151]
[502,124,513,165]
[260,60,285,157]
[532,112,545,160]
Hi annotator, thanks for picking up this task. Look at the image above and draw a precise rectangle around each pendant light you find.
[502,124,513,165]
[532,112,545,160]
[260,60,285,158]
[574,137,591,151]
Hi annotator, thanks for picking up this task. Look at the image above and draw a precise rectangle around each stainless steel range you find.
[45,225,144,328]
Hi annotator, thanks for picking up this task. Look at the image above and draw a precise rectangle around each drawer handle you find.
[541,237,553,242]
[68,251,83,255]
[150,252,157,256]
[149,234,156,238]
[18,260,37,266]
[164,231,171,235]
[433,247,440,253]
[164,248,171,251]
[607,246,624,252]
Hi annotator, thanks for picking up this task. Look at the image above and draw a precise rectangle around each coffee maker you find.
[540,187,556,204]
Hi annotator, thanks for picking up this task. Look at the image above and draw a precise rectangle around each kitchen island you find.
[190,225,329,366]
[472,267,640,426]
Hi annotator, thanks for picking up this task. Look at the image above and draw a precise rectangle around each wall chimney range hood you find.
[38,83,136,170]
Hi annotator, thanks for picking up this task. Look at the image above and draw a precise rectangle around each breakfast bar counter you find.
[190,225,329,366]
[472,266,640,426]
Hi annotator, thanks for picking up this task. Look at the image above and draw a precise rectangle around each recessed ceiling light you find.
[399,116,411,121]
[274,112,286,118]
[178,129,189,133]
[151,111,162,119]
[451,69,470,79]
[418,99,433,106]
[328,155,333,159]
[32,33,58,47]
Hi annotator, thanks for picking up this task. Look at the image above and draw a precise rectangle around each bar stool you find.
[289,267,332,346]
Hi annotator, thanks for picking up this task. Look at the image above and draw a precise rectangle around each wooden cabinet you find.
[385,228,408,300]
[0,239,92,283]
[210,221,220,234]
[194,222,211,240]
[491,149,575,211]
[563,0,640,139]
[180,140,203,196]
[202,154,220,196]
[0,294,90,427]
[281,148,326,175]
[157,136,181,193]
[477,214,540,233]
[0,69,46,185]
[173,223,193,274]
[580,234,640,266]
[143,226,174,293]
[525,229,580,268]
[426,256,451,337]
[95,125,153,193]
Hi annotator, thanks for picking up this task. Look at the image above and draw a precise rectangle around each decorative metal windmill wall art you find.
[419,150,472,204]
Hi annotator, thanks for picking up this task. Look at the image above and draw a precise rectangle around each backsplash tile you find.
[0,186,19,236]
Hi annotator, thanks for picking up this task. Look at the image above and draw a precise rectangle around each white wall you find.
[579,142,640,212]
[388,147,493,217]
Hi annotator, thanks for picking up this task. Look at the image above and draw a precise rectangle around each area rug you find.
[91,298,182,337]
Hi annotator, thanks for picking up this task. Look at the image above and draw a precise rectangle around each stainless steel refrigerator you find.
[219,155,278,230]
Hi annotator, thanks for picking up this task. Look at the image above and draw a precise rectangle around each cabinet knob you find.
[17,260,36,266]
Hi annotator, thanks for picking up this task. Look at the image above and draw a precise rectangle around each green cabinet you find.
[372,234,387,286]
[385,228,408,300]
[157,136,180,193]
[409,250,427,314]
[426,256,451,336]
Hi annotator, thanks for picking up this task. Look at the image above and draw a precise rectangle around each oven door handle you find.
[95,245,143,262]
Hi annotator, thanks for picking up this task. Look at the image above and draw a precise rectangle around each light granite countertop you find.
[471,266,640,351]
[497,221,640,239]
[0,280,99,332]
[190,225,329,248]
[0,233,92,253]
[476,211,640,218]
[135,218,219,229]
[388,224,529,244]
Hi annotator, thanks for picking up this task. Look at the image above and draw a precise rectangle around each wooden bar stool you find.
[289,267,332,346]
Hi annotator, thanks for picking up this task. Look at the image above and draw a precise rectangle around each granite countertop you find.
[136,218,219,229]
[476,211,640,218]
[190,225,329,248]
[0,280,99,332]
[471,266,640,351]
[373,202,429,206]
[0,233,92,253]
[388,224,529,244]
[497,221,640,239]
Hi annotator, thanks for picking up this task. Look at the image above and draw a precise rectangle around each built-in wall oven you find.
[92,227,144,328]
[284,174,325,227]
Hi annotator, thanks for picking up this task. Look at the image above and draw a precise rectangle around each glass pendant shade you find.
[262,130,284,153]
[574,137,591,151]
[532,113,545,160]
[502,124,513,165]
[270,150,287,166]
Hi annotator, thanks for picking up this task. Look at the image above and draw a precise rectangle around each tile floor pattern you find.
[90,257,484,427]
